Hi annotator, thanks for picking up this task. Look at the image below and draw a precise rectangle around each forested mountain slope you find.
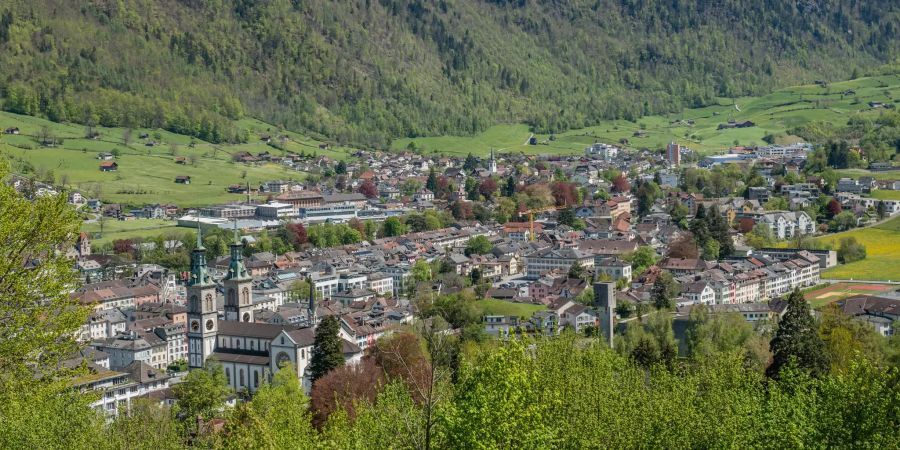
[0,0,897,148]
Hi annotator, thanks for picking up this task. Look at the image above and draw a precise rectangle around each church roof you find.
[217,321,296,339]
[210,351,271,366]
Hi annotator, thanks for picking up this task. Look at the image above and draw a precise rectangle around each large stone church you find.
[186,227,354,393]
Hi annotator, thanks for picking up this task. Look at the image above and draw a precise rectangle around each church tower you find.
[307,275,317,327]
[488,147,498,174]
[187,225,218,368]
[224,222,254,323]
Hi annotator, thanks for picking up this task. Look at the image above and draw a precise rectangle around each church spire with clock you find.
[224,221,254,323]
[187,224,218,368]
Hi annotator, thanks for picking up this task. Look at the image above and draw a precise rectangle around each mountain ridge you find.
[0,0,897,148]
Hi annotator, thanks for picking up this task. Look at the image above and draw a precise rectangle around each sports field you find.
[803,282,896,308]
[475,299,546,318]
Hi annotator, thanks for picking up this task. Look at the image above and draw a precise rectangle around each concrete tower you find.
[593,282,616,349]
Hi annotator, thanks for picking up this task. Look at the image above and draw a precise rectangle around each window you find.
[239,369,244,387]
[225,368,231,384]
[254,371,259,388]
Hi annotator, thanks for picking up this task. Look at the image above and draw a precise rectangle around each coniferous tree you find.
[426,167,438,191]
[310,316,345,383]
[651,271,679,310]
[504,175,517,197]
[767,289,829,378]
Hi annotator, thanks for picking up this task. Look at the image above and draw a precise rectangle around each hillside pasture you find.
[393,73,900,156]
[817,216,900,282]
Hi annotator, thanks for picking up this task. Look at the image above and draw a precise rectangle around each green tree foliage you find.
[625,245,658,276]
[746,223,775,248]
[4,1,891,148]
[306,223,363,248]
[0,160,108,449]
[464,235,492,256]
[104,400,183,450]
[568,261,586,280]
[223,364,317,449]
[173,362,232,424]
[442,340,557,448]
[817,305,887,373]
[837,236,867,263]
[651,271,680,309]
[618,311,678,369]
[768,289,830,379]
[685,306,770,371]
[380,217,409,237]
[310,316,345,383]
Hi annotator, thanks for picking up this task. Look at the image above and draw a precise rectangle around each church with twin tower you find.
[186,224,321,393]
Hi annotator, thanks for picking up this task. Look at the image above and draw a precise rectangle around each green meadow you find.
[818,215,900,282]
[0,111,356,207]
[475,299,546,318]
[80,218,183,245]
[394,73,900,157]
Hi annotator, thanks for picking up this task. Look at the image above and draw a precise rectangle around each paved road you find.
[820,279,900,285]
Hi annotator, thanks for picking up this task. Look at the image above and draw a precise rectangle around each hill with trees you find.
[0,0,897,148]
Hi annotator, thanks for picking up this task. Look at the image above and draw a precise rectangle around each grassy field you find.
[394,73,900,156]
[871,190,900,200]
[475,299,546,318]
[0,111,356,207]
[818,215,900,281]
[80,218,189,245]
[835,168,900,181]
[803,282,896,308]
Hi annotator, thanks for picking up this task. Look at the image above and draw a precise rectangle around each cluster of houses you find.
[17,136,900,417]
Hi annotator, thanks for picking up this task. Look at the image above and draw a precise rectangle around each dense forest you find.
[2,144,900,449]
[0,0,897,147]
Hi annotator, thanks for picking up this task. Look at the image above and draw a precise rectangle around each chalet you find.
[174,176,191,185]
[174,156,187,165]
[717,120,755,130]
[4,127,20,135]
[99,161,118,172]
[97,152,115,161]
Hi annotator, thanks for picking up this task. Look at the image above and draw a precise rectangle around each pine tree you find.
[651,271,679,309]
[309,316,345,383]
[426,167,438,191]
[504,175,517,197]
[767,289,829,378]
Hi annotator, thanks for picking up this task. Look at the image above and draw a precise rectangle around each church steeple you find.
[224,220,254,323]
[187,217,218,368]
[488,147,498,174]
[225,221,249,281]
[189,223,212,287]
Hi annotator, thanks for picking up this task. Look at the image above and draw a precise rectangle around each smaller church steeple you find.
[488,147,498,174]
